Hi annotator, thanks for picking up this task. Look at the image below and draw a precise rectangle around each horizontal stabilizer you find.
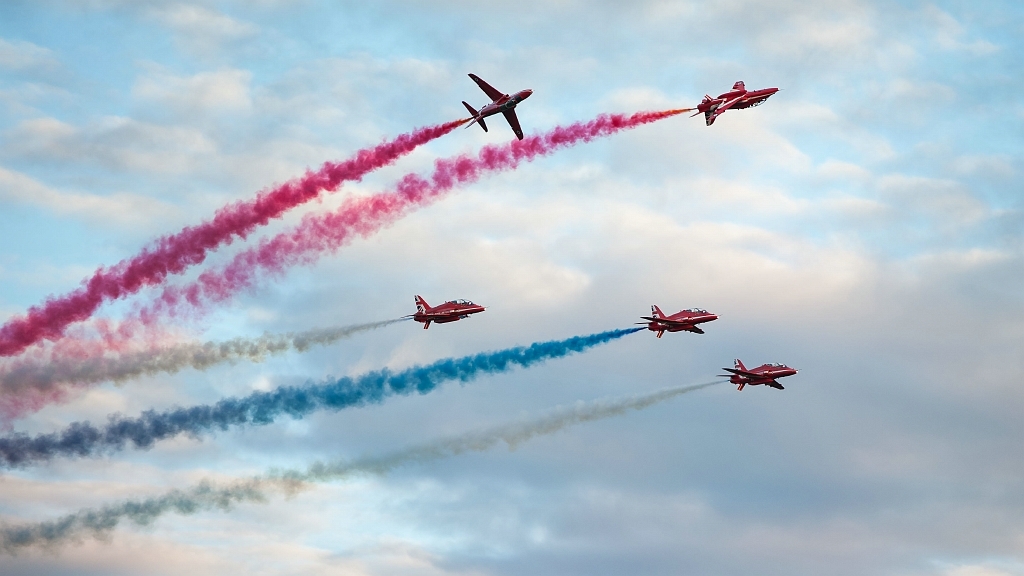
[462,101,488,132]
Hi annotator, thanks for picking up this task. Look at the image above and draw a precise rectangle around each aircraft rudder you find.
[735,358,746,371]
[415,295,429,312]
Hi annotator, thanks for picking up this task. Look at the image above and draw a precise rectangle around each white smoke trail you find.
[0,318,407,394]
[0,380,722,553]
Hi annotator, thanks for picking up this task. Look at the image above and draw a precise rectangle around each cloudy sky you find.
[0,0,1022,574]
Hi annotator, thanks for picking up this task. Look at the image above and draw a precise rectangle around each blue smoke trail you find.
[0,328,642,467]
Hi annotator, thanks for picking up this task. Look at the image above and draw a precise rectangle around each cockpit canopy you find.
[683,308,709,314]
[447,299,475,305]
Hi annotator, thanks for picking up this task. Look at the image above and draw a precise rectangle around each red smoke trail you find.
[0,120,467,358]
[145,109,687,317]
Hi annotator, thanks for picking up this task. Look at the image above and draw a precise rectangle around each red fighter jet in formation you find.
[695,81,779,126]
[640,305,719,337]
[720,359,797,391]
[462,73,533,140]
[410,295,486,329]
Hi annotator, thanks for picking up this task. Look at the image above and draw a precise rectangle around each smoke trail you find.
[0,318,407,396]
[0,120,467,358]
[0,380,721,553]
[0,108,685,420]
[143,109,689,319]
[0,328,641,467]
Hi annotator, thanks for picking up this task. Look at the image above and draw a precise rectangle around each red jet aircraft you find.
[695,81,779,126]
[410,295,486,329]
[462,73,533,140]
[719,359,797,391]
[639,305,718,337]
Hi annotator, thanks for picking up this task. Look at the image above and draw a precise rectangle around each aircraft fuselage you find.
[476,89,533,120]
[697,82,779,125]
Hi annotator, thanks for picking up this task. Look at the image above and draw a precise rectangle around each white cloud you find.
[0,37,59,71]
[0,165,180,227]
[3,116,217,174]
[877,174,988,229]
[942,565,1018,576]
[685,177,811,215]
[816,159,873,182]
[925,5,1000,56]
[147,4,259,56]
[756,12,877,62]
[951,154,1015,178]
[133,67,253,116]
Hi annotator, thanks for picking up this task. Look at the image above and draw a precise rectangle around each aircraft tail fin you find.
[462,101,488,132]
[735,358,747,371]
[414,295,430,313]
[650,305,665,319]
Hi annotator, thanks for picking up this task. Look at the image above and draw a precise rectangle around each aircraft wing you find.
[721,367,762,378]
[714,95,746,116]
[502,109,524,140]
[469,73,504,102]
[640,316,694,326]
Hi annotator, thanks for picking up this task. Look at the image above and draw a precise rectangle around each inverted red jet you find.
[719,359,797,391]
[462,73,533,140]
[695,81,779,126]
[639,305,718,337]
[410,295,486,329]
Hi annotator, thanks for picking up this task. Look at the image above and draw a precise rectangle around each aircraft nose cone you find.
[523,89,533,98]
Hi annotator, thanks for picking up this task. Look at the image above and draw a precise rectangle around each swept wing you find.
[721,367,763,378]
[713,94,747,117]
[469,73,505,102]
[640,316,697,325]
[502,109,524,139]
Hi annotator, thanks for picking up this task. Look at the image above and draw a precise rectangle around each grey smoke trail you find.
[0,380,722,553]
[0,318,407,394]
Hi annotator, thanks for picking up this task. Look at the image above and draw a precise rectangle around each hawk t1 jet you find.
[639,305,718,337]
[695,81,779,126]
[462,73,533,140]
[410,295,486,329]
[719,359,797,391]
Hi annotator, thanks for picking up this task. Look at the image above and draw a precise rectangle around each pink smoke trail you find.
[0,120,468,358]
[148,109,687,317]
